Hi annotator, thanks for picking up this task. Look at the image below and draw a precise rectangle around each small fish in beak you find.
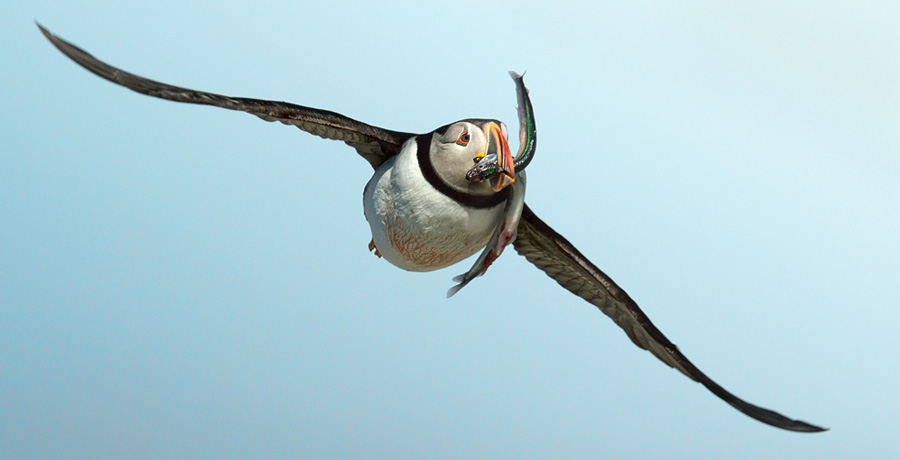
[464,72,536,190]
[465,152,500,182]
[465,122,516,191]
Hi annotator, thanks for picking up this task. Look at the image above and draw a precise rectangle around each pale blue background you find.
[3,1,899,459]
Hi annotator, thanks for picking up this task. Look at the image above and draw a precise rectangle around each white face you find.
[429,120,509,197]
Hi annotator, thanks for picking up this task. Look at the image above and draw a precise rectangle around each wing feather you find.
[514,204,826,432]
[37,23,414,168]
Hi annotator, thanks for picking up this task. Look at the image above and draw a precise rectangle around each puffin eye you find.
[456,129,470,146]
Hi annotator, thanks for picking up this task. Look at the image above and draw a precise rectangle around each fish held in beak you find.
[465,122,515,191]
[465,72,536,189]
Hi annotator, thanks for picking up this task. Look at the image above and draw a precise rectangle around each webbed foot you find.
[368,239,382,258]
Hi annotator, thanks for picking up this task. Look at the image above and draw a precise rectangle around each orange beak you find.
[484,122,516,191]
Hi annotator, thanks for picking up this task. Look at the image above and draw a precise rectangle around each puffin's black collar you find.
[415,134,509,209]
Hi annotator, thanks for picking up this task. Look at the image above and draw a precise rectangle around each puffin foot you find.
[368,239,382,258]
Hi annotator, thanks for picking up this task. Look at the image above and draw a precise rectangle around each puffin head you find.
[426,119,516,201]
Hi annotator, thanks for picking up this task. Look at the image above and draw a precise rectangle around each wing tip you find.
[765,418,829,433]
[703,377,829,433]
[792,422,829,433]
[35,21,54,41]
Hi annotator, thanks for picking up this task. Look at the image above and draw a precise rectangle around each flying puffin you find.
[37,23,826,433]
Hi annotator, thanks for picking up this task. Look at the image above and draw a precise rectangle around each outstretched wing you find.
[513,204,826,432]
[37,23,414,169]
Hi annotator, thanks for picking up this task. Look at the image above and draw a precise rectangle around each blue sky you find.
[3,1,900,459]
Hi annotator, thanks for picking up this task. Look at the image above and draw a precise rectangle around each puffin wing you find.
[38,24,414,169]
[513,204,826,432]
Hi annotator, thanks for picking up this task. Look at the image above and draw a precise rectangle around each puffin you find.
[38,23,826,433]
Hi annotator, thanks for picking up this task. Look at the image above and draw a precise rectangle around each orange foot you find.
[368,239,382,258]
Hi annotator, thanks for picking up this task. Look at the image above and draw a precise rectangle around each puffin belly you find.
[363,151,504,272]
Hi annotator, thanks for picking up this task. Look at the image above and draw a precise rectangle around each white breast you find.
[363,138,505,272]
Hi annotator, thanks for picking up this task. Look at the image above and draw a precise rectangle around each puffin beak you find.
[483,122,516,191]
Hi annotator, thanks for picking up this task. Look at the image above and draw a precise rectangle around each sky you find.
[3,1,900,459]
